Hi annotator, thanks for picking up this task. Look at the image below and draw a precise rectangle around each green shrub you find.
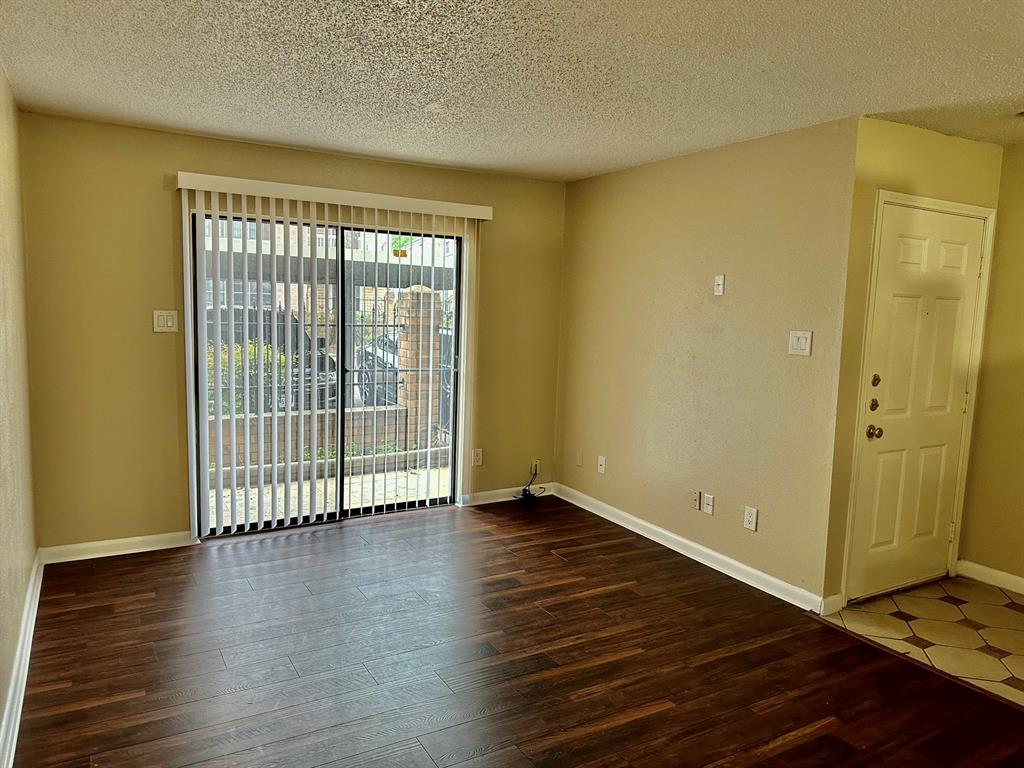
[208,341,287,415]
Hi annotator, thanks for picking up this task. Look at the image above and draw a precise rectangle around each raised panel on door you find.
[924,298,962,413]
[868,449,907,550]
[912,445,946,540]
[881,295,923,417]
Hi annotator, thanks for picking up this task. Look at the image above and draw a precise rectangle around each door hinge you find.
[979,255,984,279]
[962,390,970,414]
[949,520,957,543]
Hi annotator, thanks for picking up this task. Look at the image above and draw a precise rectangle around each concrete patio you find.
[206,464,452,530]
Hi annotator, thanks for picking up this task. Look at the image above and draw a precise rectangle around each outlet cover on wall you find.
[688,489,701,511]
[713,274,725,296]
[531,459,541,476]
[744,505,758,531]
[702,493,714,515]
[597,455,606,474]
[472,448,483,466]
[575,449,583,467]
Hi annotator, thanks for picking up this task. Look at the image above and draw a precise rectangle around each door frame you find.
[839,189,997,601]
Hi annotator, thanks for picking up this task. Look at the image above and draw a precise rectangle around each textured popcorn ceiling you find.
[1,0,1023,180]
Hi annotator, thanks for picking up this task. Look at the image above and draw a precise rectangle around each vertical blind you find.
[179,177,488,537]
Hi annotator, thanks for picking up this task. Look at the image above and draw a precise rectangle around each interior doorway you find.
[845,191,995,600]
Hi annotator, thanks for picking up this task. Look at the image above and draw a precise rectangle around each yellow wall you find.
[13,107,1018,594]
[822,118,1004,595]
[556,120,859,594]
[960,144,1024,578]
[19,113,565,547]
[0,74,36,718]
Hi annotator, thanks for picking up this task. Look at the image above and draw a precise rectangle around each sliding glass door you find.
[193,201,460,537]
[342,228,460,516]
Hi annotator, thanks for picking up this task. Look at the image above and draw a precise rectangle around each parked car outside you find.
[355,328,455,431]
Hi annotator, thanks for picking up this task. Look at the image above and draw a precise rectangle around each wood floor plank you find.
[88,675,455,768]
[15,498,1024,767]
[21,657,298,731]
[185,686,530,768]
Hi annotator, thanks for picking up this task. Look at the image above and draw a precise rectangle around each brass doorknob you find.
[866,424,884,439]
[871,373,881,386]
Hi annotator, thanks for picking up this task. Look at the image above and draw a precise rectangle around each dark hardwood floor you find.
[15,496,1024,767]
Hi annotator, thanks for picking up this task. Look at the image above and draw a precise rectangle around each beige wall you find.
[19,113,564,546]
[556,120,859,594]
[0,74,36,722]
[960,144,1024,578]
[822,118,1004,595]
[12,107,1018,595]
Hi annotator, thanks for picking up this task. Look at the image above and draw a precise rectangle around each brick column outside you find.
[397,286,443,458]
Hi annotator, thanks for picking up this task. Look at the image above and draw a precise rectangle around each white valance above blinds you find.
[176,172,493,221]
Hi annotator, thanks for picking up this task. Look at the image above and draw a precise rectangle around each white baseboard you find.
[957,560,1024,596]
[548,483,826,613]
[820,593,846,616]
[1,552,42,768]
[457,487,523,507]
[38,531,196,565]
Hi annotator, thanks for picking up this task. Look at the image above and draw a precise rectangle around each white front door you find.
[847,196,988,599]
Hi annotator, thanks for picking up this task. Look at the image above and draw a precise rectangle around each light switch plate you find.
[788,330,812,356]
[702,493,714,516]
[597,455,606,474]
[713,274,725,296]
[153,310,179,333]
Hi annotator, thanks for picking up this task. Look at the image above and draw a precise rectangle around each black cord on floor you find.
[515,467,545,505]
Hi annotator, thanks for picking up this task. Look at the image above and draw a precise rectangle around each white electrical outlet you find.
[689,489,701,511]
[575,449,583,467]
[713,274,725,296]
[531,458,541,476]
[472,448,483,466]
[744,505,758,531]
[703,493,715,515]
[597,455,606,474]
